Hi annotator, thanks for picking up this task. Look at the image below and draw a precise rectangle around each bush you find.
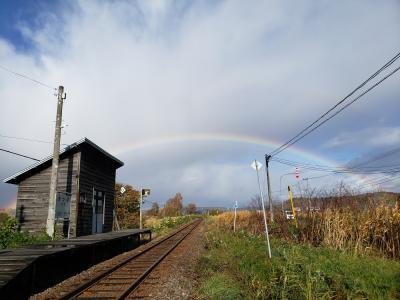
[0,217,51,249]
[144,215,199,234]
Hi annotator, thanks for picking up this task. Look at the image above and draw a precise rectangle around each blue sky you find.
[0,1,65,52]
[0,0,399,209]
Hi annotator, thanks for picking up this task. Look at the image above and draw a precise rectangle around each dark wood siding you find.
[77,146,116,236]
[16,153,80,235]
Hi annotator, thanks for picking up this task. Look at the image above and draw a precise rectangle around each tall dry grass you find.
[212,203,400,259]
[304,204,400,258]
[211,210,264,234]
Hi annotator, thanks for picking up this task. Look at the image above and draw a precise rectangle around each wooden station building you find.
[3,138,124,237]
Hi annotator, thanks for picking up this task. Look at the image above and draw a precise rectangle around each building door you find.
[92,189,105,234]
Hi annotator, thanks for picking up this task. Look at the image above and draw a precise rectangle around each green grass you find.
[196,228,400,299]
[198,273,243,300]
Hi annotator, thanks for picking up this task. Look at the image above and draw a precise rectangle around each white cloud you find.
[1,0,400,207]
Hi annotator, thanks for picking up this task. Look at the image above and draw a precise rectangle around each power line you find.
[272,157,400,174]
[271,65,400,156]
[0,133,69,146]
[0,148,40,161]
[0,64,56,91]
[358,175,400,190]
[269,51,400,157]
[272,146,400,179]
[0,134,53,144]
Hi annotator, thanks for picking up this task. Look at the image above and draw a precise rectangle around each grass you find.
[213,203,400,259]
[196,225,400,299]
[144,215,200,235]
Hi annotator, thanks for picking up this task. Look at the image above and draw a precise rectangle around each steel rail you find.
[59,219,201,300]
[116,219,201,299]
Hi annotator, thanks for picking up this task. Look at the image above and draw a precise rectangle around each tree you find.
[164,193,183,216]
[185,203,197,215]
[147,202,159,216]
[249,195,263,211]
[115,183,140,229]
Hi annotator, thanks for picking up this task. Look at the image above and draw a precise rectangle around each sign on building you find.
[55,192,71,220]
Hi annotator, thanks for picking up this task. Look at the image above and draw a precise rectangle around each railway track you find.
[59,219,202,300]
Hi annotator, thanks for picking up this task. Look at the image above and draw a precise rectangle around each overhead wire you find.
[0,133,69,146]
[357,175,400,190]
[0,148,40,161]
[0,134,54,145]
[272,158,400,174]
[0,64,56,91]
[269,51,400,157]
[270,65,400,156]
[272,145,400,175]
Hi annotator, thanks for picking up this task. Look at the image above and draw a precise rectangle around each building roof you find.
[4,138,124,184]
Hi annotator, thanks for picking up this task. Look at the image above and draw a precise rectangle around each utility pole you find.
[251,160,272,258]
[46,86,65,238]
[265,155,274,222]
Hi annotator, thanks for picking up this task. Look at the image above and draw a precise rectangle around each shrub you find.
[0,216,51,249]
[144,215,199,234]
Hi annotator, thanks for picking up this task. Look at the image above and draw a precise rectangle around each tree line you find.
[114,183,197,229]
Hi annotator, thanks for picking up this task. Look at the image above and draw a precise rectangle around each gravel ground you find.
[128,221,205,299]
[30,221,205,300]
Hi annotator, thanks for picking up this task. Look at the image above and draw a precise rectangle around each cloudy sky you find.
[0,0,399,209]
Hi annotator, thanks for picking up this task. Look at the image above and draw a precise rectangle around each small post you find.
[46,86,65,238]
[252,159,272,258]
[233,201,238,232]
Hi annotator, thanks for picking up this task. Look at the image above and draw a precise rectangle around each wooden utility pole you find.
[265,155,274,222]
[46,86,65,238]
[139,189,143,229]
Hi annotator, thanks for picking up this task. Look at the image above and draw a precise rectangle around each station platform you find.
[0,228,152,300]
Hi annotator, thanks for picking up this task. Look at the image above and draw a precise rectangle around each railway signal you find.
[139,188,151,229]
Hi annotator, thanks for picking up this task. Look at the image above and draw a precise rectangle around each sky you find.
[0,0,399,210]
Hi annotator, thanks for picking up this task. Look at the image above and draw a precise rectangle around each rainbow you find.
[110,132,370,186]
[1,132,373,210]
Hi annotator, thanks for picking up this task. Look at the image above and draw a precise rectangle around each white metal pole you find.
[255,160,272,258]
[233,202,237,232]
